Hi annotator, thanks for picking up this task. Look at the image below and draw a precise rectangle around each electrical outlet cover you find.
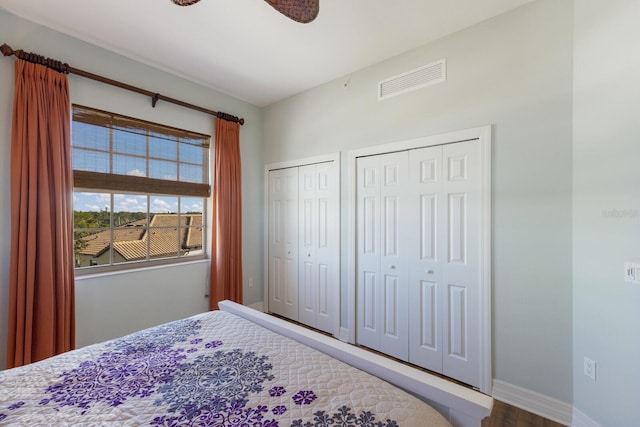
[583,357,596,380]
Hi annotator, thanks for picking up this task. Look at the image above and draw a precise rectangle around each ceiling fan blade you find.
[171,0,201,5]
[264,0,319,23]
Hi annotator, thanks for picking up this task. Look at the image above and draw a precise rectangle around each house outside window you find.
[72,105,210,273]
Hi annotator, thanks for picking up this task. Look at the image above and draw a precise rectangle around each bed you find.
[0,301,492,426]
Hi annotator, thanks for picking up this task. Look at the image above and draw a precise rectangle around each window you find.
[72,105,210,273]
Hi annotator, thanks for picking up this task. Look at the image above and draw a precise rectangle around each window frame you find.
[72,104,210,275]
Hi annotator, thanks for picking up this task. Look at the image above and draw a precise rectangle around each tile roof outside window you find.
[75,214,203,267]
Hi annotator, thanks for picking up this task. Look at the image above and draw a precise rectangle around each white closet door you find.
[408,145,445,372]
[298,164,317,327]
[359,141,482,388]
[441,140,481,387]
[298,163,338,333]
[268,167,299,320]
[356,155,381,351]
[312,162,338,334]
[352,132,488,391]
[357,152,409,360]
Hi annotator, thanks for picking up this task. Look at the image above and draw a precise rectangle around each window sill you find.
[74,257,209,281]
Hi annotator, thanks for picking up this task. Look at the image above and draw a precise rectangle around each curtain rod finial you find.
[1,43,15,57]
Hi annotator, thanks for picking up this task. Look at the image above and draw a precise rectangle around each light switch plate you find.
[624,262,640,284]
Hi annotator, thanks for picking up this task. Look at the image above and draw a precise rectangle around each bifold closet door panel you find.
[268,167,299,320]
[407,145,445,373]
[356,152,409,360]
[298,162,337,333]
[356,155,381,351]
[298,164,317,328]
[311,162,338,334]
[379,152,410,360]
[441,140,482,388]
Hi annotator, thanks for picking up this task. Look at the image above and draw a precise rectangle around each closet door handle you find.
[388,265,396,269]
[427,269,434,275]
[307,253,311,257]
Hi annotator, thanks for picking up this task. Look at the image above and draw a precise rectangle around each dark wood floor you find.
[482,400,566,427]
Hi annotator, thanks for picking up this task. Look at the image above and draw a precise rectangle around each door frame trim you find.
[346,126,492,393]
[264,152,341,338]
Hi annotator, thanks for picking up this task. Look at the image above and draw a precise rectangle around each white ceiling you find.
[0,0,533,107]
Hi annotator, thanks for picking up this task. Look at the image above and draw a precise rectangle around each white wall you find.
[75,261,210,347]
[573,1,640,425]
[0,10,264,369]
[263,0,574,405]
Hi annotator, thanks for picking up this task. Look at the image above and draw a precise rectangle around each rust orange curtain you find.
[7,60,75,368]
[209,118,242,310]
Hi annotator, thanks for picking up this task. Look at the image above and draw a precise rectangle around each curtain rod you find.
[0,43,244,125]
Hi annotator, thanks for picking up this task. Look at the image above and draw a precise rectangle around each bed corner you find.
[218,300,493,427]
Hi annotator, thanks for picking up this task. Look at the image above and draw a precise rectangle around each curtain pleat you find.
[209,118,242,310]
[7,60,75,368]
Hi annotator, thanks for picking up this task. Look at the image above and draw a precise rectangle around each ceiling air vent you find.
[378,59,446,100]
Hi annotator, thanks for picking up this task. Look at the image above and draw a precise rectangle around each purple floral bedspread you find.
[0,310,451,426]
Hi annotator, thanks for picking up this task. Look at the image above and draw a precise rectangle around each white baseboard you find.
[492,380,573,425]
[247,301,264,312]
[571,407,602,427]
